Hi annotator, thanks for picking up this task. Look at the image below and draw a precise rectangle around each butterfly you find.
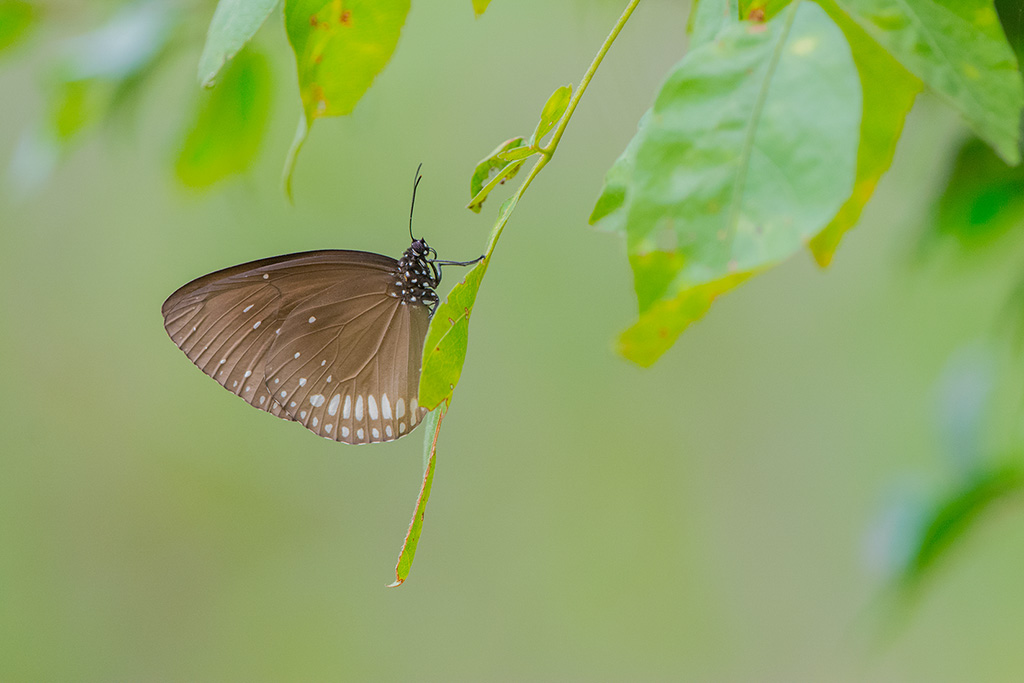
[161,169,479,444]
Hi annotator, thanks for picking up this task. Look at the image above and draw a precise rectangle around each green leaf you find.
[420,196,517,408]
[531,84,572,145]
[737,0,791,21]
[197,0,280,87]
[282,0,409,196]
[467,160,524,213]
[469,137,526,203]
[177,49,272,189]
[589,111,649,234]
[808,0,921,266]
[418,258,490,409]
[606,3,862,366]
[472,0,492,16]
[902,464,1024,585]
[835,0,1023,165]
[388,407,444,588]
[496,145,538,162]
[690,0,739,47]
[0,0,34,54]
[284,0,410,122]
[920,136,1024,254]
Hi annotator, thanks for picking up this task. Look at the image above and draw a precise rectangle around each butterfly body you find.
[162,240,442,444]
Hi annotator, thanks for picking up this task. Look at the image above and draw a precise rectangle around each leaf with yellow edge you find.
[809,0,921,266]
[282,0,409,195]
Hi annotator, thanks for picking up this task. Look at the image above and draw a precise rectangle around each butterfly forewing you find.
[162,249,432,442]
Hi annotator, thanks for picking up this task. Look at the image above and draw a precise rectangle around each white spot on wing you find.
[341,426,349,437]
[385,425,393,437]
[355,395,363,421]
[372,428,380,439]
[294,352,300,359]
[381,394,392,419]
[325,424,333,434]
[368,395,378,420]
[357,428,364,440]
[399,422,406,434]
[262,273,269,279]
[312,416,319,427]
[309,394,325,407]
[328,394,341,416]
[298,378,307,387]
[244,370,252,378]
[308,316,316,323]
[300,410,307,419]
[243,304,254,313]
[395,398,405,419]
[343,395,351,419]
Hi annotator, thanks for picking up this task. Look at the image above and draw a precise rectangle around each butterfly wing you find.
[162,250,429,441]
[264,277,431,443]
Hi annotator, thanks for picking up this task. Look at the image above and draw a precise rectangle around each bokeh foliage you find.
[5,0,1024,675]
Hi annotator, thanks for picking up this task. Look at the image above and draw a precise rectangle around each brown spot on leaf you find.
[448,318,455,325]
[748,7,765,22]
[340,9,352,25]
[309,14,318,26]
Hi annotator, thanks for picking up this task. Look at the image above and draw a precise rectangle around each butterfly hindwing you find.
[264,277,432,444]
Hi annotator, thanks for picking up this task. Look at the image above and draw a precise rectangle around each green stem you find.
[482,0,641,260]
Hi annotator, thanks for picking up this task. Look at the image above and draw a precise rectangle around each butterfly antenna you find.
[409,163,424,241]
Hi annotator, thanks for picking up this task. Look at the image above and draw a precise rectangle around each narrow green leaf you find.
[420,196,517,408]
[809,0,921,266]
[472,0,492,16]
[836,0,1023,164]
[197,0,280,87]
[388,407,444,588]
[610,3,862,366]
[496,145,538,163]
[531,84,572,145]
[177,49,272,188]
[418,259,490,409]
[0,0,34,54]
[284,0,410,122]
[467,160,523,213]
[902,464,1024,584]
[470,137,525,201]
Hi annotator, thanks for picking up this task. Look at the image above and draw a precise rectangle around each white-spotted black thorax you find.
[389,238,441,309]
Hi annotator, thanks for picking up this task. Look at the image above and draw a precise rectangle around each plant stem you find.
[542,0,641,156]
[482,0,641,260]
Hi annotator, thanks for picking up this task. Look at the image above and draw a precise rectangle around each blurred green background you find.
[4,0,1024,680]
